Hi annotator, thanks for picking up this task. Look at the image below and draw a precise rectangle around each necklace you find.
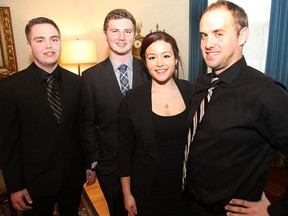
[164,94,174,109]
[152,81,177,109]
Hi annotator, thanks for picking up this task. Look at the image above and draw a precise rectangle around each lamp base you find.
[77,64,81,76]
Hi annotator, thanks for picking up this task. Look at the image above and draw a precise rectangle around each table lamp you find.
[61,40,97,75]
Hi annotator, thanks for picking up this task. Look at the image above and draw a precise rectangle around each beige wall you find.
[1,0,190,79]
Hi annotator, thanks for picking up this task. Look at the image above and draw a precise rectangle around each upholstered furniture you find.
[265,167,288,202]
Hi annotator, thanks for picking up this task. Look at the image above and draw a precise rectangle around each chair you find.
[0,169,18,216]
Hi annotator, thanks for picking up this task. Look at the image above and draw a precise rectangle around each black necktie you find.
[119,64,130,96]
[182,76,221,189]
[45,74,62,124]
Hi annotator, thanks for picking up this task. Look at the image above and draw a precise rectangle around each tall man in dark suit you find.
[82,9,149,216]
[0,17,96,216]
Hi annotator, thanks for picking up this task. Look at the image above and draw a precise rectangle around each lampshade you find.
[61,40,97,64]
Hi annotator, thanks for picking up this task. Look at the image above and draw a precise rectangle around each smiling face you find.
[104,18,135,58]
[145,40,177,84]
[200,7,248,74]
[28,23,61,73]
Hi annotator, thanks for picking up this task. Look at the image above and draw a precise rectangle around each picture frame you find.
[0,7,18,79]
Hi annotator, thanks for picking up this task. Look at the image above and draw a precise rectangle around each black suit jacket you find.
[118,77,194,194]
[82,57,149,175]
[0,63,86,196]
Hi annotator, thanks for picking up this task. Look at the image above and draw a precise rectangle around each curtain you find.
[188,0,208,82]
[265,0,288,87]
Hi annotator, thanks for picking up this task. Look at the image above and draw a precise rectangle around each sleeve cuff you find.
[91,161,98,170]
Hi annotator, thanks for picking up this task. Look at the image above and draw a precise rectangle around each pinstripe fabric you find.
[45,75,62,124]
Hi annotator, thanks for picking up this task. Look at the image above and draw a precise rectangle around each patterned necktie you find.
[119,64,130,96]
[182,76,221,189]
[207,77,221,102]
[45,74,62,124]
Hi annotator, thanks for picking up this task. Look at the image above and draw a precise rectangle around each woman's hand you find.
[124,193,137,216]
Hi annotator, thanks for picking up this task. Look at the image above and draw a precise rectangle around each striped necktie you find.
[119,64,130,96]
[182,76,221,189]
[45,74,62,124]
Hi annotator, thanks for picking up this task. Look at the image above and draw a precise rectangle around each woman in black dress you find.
[118,31,194,216]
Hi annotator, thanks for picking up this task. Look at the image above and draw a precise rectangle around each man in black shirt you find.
[185,1,288,215]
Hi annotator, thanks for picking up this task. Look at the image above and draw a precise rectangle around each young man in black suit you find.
[82,9,149,216]
[0,17,96,216]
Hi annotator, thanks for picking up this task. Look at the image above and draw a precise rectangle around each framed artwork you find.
[0,7,18,79]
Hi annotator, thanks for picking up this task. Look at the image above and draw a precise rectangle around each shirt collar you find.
[109,55,133,72]
[33,62,61,82]
[216,56,247,86]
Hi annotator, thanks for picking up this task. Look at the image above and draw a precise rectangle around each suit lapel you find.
[21,65,55,121]
[102,57,146,101]
[140,81,159,161]
[60,69,70,125]
[102,59,123,100]
[132,58,143,88]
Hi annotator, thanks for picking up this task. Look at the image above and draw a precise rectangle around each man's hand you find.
[86,169,96,186]
[10,188,33,211]
[225,192,270,216]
